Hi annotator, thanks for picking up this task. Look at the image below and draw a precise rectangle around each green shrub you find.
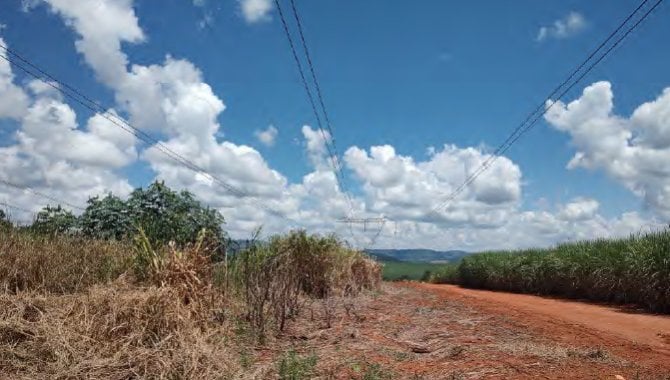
[429,263,460,284]
[30,205,78,235]
[0,209,11,230]
[124,181,225,247]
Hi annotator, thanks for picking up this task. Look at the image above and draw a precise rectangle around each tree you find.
[80,194,133,240]
[29,182,227,250]
[0,209,11,230]
[31,205,78,235]
[78,181,226,248]
[126,181,225,247]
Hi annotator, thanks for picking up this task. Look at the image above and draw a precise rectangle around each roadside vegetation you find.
[431,229,670,313]
[0,183,381,379]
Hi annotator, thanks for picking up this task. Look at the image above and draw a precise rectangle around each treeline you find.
[431,229,670,313]
[1,181,226,247]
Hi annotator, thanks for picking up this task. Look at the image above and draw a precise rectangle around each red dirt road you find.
[420,284,670,351]
[279,283,670,378]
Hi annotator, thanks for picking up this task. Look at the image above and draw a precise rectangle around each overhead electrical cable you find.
[275,0,394,249]
[287,0,352,199]
[274,0,355,215]
[0,200,35,214]
[429,0,664,216]
[0,178,85,211]
[0,44,300,224]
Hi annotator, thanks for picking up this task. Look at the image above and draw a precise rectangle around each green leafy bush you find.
[80,193,132,240]
[124,181,225,247]
[0,209,11,231]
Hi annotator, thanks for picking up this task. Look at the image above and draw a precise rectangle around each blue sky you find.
[0,0,669,250]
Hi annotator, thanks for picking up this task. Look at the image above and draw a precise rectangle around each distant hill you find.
[228,241,470,264]
[365,249,469,263]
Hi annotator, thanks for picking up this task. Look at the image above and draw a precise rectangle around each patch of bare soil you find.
[257,283,670,379]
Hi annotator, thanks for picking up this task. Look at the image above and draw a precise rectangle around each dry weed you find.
[0,230,132,294]
[0,229,382,378]
[0,283,236,379]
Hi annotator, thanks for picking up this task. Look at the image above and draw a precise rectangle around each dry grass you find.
[0,229,382,379]
[229,231,381,339]
[493,341,615,363]
[0,283,237,379]
[0,230,132,294]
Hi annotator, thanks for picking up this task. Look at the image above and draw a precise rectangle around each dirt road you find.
[420,283,670,352]
[275,282,670,379]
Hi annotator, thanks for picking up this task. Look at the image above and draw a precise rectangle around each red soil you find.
[277,282,670,379]
[419,284,670,352]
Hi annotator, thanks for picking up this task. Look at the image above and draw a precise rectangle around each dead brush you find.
[132,228,221,313]
[230,231,382,341]
[0,229,132,294]
[0,228,381,378]
[330,250,382,297]
[0,285,236,379]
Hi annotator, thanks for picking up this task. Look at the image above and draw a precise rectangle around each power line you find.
[0,43,300,225]
[0,200,38,226]
[275,0,395,249]
[429,0,664,216]
[274,0,353,214]
[287,0,351,199]
[0,200,34,214]
[0,178,85,211]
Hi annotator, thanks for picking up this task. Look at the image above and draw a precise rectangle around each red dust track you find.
[279,282,670,379]
[408,283,670,377]
[417,284,670,352]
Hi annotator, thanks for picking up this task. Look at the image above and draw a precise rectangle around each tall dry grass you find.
[228,231,381,339]
[0,229,132,294]
[0,285,235,379]
[0,228,382,378]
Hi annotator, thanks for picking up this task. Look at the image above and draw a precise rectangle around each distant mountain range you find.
[228,240,470,264]
[364,249,470,263]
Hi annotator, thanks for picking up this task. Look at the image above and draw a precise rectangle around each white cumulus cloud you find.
[546,81,670,218]
[558,197,599,221]
[5,0,664,252]
[344,143,522,227]
[537,11,586,42]
[0,38,30,119]
[43,0,145,85]
[0,38,135,218]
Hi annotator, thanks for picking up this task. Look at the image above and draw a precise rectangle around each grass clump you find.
[278,350,318,380]
[431,229,670,313]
